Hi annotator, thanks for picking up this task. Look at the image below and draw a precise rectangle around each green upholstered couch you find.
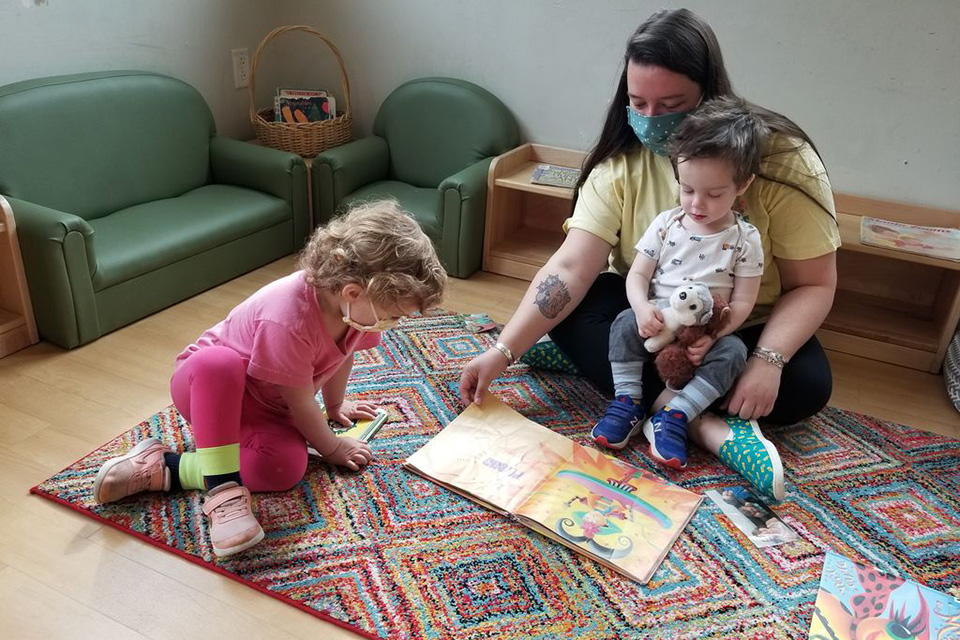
[0,71,309,348]
[312,77,518,278]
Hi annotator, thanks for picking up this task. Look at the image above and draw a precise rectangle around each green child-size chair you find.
[312,77,519,278]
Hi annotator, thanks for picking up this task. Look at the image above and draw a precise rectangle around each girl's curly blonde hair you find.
[300,200,446,311]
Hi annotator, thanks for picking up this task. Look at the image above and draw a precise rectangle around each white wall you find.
[282,0,960,209]
[0,0,282,138]
[2,1,957,208]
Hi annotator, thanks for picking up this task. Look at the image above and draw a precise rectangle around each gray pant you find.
[609,307,748,405]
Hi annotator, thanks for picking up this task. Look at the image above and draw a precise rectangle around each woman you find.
[459,8,839,501]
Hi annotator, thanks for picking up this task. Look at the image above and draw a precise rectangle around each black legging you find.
[548,272,832,426]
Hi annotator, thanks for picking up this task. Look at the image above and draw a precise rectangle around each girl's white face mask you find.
[342,298,399,332]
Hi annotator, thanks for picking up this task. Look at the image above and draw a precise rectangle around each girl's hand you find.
[722,357,781,420]
[459,348,509,406]
[321,437,373,471]
[635,304,664,338]
[325,399,378,428]
[685,335,716,366]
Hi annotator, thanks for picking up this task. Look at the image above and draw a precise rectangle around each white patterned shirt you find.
[635,207,764,302]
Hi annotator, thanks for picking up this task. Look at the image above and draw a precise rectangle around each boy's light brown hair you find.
[300,200,447,311]
[669,96,769,187]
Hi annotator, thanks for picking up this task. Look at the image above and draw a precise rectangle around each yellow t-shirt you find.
[563,135,841,317]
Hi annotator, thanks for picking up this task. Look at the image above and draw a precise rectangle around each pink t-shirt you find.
[176,271,381,411]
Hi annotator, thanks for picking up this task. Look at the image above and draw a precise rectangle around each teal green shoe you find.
[717,415,785,501]
[519,336,581,375]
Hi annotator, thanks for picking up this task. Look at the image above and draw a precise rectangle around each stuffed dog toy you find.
[643,283,716,353]
[653,288,731,390]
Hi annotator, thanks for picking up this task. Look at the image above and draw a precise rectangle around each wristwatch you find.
[751,346,787,369]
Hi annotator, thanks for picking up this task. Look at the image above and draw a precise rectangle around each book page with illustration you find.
[404,395,573,515]
[405,395,702,583]
[807,552,960,639]
[860,216,960,261]
[514,444,702,582]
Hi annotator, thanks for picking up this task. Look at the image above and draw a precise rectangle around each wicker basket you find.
[249,25,352,157]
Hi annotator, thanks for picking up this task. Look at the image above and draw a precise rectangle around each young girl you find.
[92,200,447,557]
[592,98,766,470]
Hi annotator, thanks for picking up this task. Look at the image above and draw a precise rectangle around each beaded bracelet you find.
[751,346,787,369]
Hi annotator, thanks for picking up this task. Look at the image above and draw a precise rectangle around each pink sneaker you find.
[202,482,264,557]
[93,437,171,504]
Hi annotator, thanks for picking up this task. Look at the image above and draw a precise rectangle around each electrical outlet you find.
[231,48,249,89]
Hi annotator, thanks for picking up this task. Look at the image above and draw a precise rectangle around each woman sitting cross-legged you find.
[459,8,839,502]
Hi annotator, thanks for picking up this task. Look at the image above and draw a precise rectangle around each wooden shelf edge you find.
[817,328,938,373]
[0,308,27,334]
[493,175,576,200]
[0,324,36,358]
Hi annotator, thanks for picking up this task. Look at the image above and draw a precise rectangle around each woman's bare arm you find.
[459,229,612,405]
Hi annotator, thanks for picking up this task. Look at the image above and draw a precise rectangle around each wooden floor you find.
[0,256,956,639]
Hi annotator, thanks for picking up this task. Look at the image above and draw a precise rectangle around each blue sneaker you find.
[642,407,689,469]
[591,396,644,450]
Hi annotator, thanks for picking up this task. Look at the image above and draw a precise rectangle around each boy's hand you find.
[685,335,716,365]
[325,399,378,427]
[635,303,663,338]
[321,437,373,471]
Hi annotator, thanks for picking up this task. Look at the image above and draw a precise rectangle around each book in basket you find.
[404,395,702,583]
[273,90,336,124]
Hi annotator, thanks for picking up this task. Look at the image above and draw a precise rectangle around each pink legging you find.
[170,346,308,492]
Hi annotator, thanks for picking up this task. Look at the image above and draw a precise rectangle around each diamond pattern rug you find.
[31,312,960,639]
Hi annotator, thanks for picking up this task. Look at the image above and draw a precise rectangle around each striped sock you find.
[611,361,644,401]
[668,377,720,421]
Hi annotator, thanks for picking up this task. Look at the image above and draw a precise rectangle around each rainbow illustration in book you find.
[515,443,700,572]
[807,552,960,640]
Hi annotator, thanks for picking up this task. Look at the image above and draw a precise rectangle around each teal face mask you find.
[626,107,690,156]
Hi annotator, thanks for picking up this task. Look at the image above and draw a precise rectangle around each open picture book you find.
[404,395,702,583]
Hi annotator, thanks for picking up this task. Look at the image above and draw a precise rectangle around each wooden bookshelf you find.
[482,144,583,280]
[820,194,959,373]
[482,145,960,373]
[0,195,39,357]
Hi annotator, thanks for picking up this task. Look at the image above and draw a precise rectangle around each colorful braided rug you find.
[31,312,960,639]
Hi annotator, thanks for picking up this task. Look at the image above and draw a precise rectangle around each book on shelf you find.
[806,551,960,639]
[859,216,959,261]
[404,395,702,583]
[308,407,388,458]
[277,88,327,98]
[273,88,337,124]
[530,163,581,189]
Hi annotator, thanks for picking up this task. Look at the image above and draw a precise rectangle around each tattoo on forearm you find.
[534,274,572,319]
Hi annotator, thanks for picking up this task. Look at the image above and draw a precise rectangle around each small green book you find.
[530,163,581,189]
[331,409,389,442]
[308,407,389,458]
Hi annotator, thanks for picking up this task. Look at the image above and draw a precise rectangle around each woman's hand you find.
[321,437,373,471]
[635,303,664,338]
[325,399,379,428]
[459,348,510,406]
[722,357,781,420]
[685,334,716,366]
